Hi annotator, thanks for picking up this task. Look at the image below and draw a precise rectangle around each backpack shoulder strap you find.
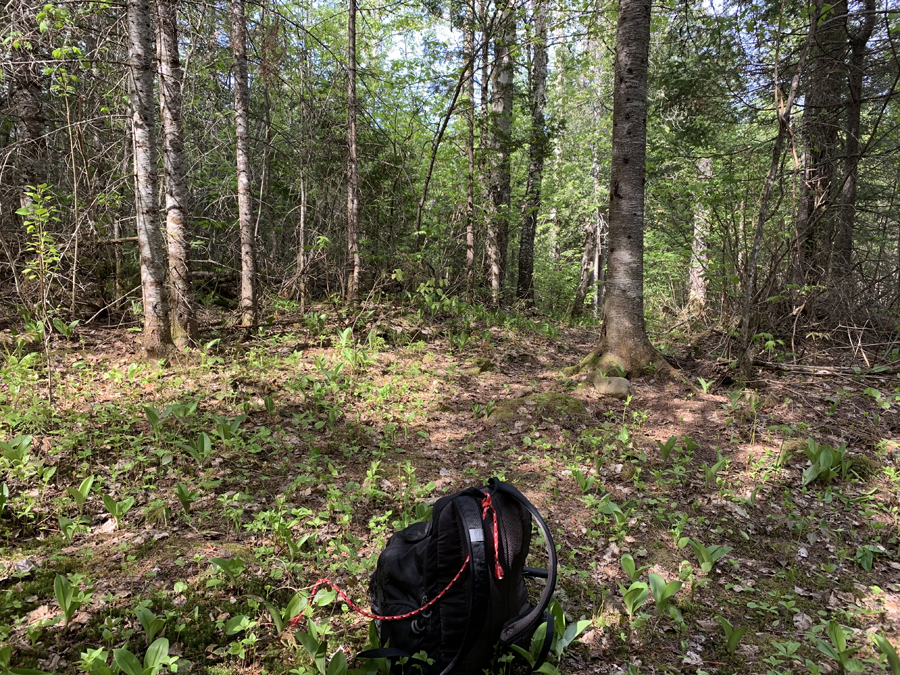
[487,478,558,646]
[437,492,492,675]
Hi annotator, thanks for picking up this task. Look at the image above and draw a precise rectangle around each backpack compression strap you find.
[487,478,558,646]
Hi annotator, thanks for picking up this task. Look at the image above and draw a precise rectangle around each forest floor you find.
[1,300,899,675]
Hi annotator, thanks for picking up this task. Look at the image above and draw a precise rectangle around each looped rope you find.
[288,555,470,627]
[288,491,504,629]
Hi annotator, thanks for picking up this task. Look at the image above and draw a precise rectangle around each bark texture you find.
[157,0,197,348]
[834,0,876,276]
[12,42,44,211]
[346,0,361,301]
[464,0,476,301]
[589,0,664,375]
[688,158,712,314]
[517,0,548,303]
[231,0,257,326]
[797,0,848,279]
[571,225,596,319]
[127,0,172,355]
[487,6,514,305]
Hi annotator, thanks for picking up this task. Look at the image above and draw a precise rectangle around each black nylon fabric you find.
[368,480,548,675]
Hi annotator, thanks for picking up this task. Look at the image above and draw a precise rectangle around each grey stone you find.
[593,375,632,399]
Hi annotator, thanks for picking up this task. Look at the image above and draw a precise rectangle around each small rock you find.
[593,375,633,399]
[737,644,759,657]
[793,612,812,631]
[683,651,703,667]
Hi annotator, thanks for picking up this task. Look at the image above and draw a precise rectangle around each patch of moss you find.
[490,392,587,426]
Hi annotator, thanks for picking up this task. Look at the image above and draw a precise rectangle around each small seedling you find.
[801,439,852,485]
[261,592,305,634]
[813,621,864,673]
[55,574,92,628]
[688,540,733,573]
[702,454,727,486]
[66,475,95,513]
[102,494,135,528]
[174,483,197,513]
[621,554,651,582]
[113,638,178,675]
[716,616,748,655]
[210,557,245,585]
[617,581,649,619]
[0,435,31,465]
[176,432,214,466]
[656,436,677,462]
[572,468,595,494]
[697,377,713,394]
[0,482,8,514]
[647,573,682,616]
[135,604,166,644]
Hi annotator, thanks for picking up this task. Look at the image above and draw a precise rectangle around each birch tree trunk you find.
[688,157,712,315]
[231,0,257,327]
[517,0,548,303]
[346,0,361,301]
[487,5,514,305]
[127,0,172,355]
[157,0,196,348]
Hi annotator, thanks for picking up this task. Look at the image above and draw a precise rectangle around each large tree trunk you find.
[688,158,712,315]
[834,0,876,276]
[157,0,196,348]
[583,0,667,376]
[231,0,257,327]
[11,43,44,212]
[516,0,548,303]
[127,0,172,355]
[796,0,848,280]
[464,0,476,302]
[346,0,361,301]
[486,5,514,305]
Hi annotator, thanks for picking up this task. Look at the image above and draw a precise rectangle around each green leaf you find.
[225,614,251,635]
[326,650,347,675]
[827,621,846,653]
[113,649,144,675]
[143,638,169,670]
[873,634,900,675]
[535,663,560,675]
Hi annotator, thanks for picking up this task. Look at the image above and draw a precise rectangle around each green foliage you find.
[54,573,92,628]
[101,493,135,527]
[66,474,94,512]
[136,604,166,644]
[716,616,748,655]
[617,581,649,619]
[801,439,852,485]
[812,621,865,673]
[113,638,178,675]
[647,573,682,616]
[621,553,651,582]
[688,540,733,573]
[872,634,900,675]
[0,644,51,675]
[176,432,214,466]
[656,436,677,462]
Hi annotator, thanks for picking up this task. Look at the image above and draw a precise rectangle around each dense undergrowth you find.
[1,299,900,674]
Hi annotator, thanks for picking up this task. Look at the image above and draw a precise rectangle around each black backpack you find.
[363,478,558,675]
